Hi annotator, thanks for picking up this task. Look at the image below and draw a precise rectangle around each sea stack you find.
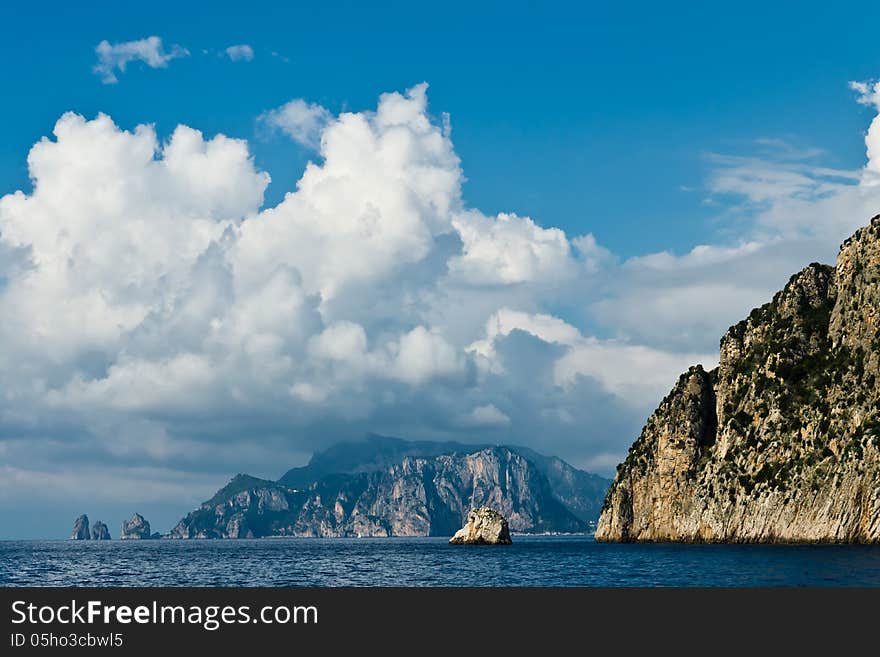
[449,507,512,545]
[70,514,90,540]
[597,214,880,543]
[120,513,152,540]
[91,521,111,540]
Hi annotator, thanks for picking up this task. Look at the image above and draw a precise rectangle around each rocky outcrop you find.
[169,445,591,538]
[90,521,111,540]
[120,513,152,540]
[70,514,90,540]
[597,215,880,543]
[449,507,512,545]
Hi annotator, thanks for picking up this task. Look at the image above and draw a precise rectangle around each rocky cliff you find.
[170,444,596,538]
[597,215,880,543]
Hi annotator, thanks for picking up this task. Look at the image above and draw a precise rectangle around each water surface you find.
[2,536,880,586]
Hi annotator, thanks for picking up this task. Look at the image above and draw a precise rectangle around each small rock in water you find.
[449,507,512,545]
[70,514,90,540]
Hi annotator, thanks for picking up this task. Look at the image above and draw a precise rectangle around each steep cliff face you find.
[170,447,586,538]
[597,215,880,543]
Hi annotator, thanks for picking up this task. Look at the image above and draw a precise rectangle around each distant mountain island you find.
[597,214,880,543]
[168,435,610,538]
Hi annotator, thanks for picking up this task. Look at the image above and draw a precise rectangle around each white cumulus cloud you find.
[449,211,577,285]
[458,404,511,428]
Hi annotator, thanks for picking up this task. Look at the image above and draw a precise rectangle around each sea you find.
[2,536,880,587]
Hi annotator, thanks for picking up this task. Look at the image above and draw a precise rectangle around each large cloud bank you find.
[2,82,880,532]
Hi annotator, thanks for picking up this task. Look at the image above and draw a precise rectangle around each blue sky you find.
[3,1,880,537]
[2,1,878,255]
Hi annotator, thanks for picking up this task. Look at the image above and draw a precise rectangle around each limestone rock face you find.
[597,215,880,543]
[120,513,152,540]
[596,366,717,542]
[70,515,90,540]
[449,507,512,545]
[90,521,111,540]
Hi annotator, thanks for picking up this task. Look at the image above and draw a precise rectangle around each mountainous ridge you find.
[169,438,610,538]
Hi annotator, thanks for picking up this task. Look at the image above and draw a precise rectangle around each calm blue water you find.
[2,537,880,586]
